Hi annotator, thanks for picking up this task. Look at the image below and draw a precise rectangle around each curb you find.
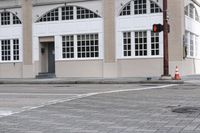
[0,79,184,84]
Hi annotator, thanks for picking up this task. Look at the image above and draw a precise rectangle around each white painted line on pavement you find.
[0,84,177,118]
[0,111,13,117]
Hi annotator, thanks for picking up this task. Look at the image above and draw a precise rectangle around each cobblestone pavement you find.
[1,83,200,133]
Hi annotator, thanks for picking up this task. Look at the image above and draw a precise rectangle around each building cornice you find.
[0,0,100,9]
[33,0,100,7]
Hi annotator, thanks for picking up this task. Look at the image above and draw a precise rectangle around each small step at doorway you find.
[36,72,56,79]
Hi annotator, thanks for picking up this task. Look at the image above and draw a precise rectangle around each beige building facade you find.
[0,0,199,78]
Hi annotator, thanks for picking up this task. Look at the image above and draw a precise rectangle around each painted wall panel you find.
[33,19,103,36]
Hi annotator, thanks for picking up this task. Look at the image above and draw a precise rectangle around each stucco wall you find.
[55,60,103,77]
[0,63,22,78]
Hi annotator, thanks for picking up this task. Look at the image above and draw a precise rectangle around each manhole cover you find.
[172,107,200,114]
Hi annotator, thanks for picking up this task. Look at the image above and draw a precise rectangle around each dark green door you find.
[48,44,55,73]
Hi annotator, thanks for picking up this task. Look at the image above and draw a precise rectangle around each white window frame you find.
[120,30,163,59]
[0,38,22,63]
[185,30,200,59]
[119,0,162,16]
[185,3,200,23]
[60,33,102,60]
[1,12,11,25]
[37,6,100,23]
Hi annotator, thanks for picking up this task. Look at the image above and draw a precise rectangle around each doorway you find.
[40,42,55,73]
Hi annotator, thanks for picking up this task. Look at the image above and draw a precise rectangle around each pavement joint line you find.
[0,84,177,119]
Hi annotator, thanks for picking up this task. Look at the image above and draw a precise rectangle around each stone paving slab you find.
[0,84,200,132]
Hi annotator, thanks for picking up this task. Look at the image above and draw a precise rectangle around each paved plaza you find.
[1,81,200,133]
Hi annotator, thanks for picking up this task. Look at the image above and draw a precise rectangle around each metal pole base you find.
[160,75,172,80]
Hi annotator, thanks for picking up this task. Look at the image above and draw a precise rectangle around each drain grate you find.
[172,106,200,114]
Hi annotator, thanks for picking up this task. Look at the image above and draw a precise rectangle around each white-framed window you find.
[185,4,200,22]
[195,35,198,57]
[1,12,10,25]
[195,10,200,22]
[120,3,131,16]
[37,6,101,22]
[122,30,162,58]
[61,6,74,20]
[185,5,189,16]
[77,7,100,19]
[1,40,11,61]
[135,31,147,56]
[39,8,59,22]
[151,32,160,56]
[62,33,99,59]
[150,1,162,13]
[134,0,147,15]
[13,15,21,24]
[185,31,189,55]
[190,33,194,56]
[185,30,200,58]
[123,32,131,57]
[119,0,162,16]
[13,39,19,61]
[62,35,74,58]
[189,4,194,19]
[0,11,22,25]
[121,30,162,58]
[77,34,99,58]
[0,39,21,62]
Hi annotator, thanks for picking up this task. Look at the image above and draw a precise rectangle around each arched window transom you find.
[185,4,200,22]
[119,0,162,16]
[0,11,21,25]
[37,6,101,22]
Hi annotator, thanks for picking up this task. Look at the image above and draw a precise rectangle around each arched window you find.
[150,1,162,13]
[77,6,100,19]
[38,8,59,22]
[119,0,162,16]
[0,11,21,25]
[195,10,199,22]
[61,6,74,20]
[120,2,131,16]
[13,14,21,24]
[185,4,200,22]
[134,0,147,15]
[37,6,101,22]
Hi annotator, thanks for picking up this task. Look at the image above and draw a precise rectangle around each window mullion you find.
[74,35,78,59]
[131,1,134,15]
[147,0,150,14]
[188,32,191,57]
[58,7,62,21]
[131,31,135,57]
[11,39,14,61]
[74,6,77,20]
[10,13,13,25]
[147,31,151,56]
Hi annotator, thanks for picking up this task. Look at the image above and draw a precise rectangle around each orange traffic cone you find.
[174,66,181,80]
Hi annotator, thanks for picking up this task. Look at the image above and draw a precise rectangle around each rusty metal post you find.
[162,0,171,77]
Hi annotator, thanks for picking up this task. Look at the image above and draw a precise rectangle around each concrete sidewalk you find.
[0,77,185,84]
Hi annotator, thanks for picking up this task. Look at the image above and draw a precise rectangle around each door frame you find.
[39,36,55,73]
